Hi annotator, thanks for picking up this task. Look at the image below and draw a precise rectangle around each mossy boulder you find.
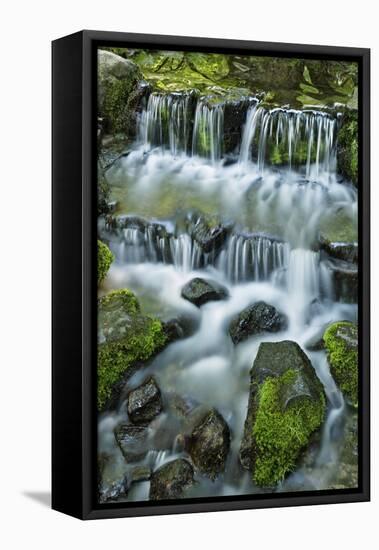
[149,458,195,500]
[97,289,167,410]
[240,340,325,487]
[98,50,142,135]
[337,110,358,185]
[97,240,114,285]
[323,321,358,406]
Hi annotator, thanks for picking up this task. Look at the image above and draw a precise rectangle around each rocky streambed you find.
[96,48,359,503]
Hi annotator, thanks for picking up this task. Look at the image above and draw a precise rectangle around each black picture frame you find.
[52,30,370,520]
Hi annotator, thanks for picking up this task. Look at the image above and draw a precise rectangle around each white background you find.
[0,0,376,548]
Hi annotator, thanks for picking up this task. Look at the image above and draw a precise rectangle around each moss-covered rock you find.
[240,340,325,487]
[323,321,358,406]
[337,110,358,185]
[97,289,167,410]
[97,240,114,285]
[98,50,142,135]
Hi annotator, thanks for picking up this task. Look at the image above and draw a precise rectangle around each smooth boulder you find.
[181,277,229,307]
[127,377,163,424]
[149,459,195,500]
[229,301,287,344]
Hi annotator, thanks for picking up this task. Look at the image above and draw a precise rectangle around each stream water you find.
[98,94,358,501]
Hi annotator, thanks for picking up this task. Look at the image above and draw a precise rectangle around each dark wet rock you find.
[240,340,325,486]
[319,234,358,263]
[127,377,163,424]
[325,259,358,303]
[163,315,200,343]
[129,465,152,484]
[114,423,151,463]
[223,97,256,153]
[189,408,231,479]
[181,277,229,307]
[149,459,195,500]
[229,301,287,344]
[188,213,231,254]
[98,476,128,504]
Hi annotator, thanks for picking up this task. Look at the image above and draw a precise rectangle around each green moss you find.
[97,240,114,285]
[97,289,167,410]
[323,322,358,406]
[337,111,358,185]
[252,369,325,486]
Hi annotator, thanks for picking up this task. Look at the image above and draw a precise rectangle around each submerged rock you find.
[97,289,167,410]
[229,301,287,344]
[181,277,229,307]
[240,340,325,487]
[323,321,358,407]
[325,259,358,304]
[127,377,163,424]
[149,459,195,500]
[114,423,151,463]
[319,235,358,264]
[98,476,128,504]
[189,408,230,479]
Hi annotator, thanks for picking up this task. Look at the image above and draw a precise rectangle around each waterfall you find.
[286,248,321,327]
[239,106,337,177]
[217,234,290,283]
[139,92,192,154]
[192,100,224,161]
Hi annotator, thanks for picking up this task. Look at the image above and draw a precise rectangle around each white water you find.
[99,94,358,499]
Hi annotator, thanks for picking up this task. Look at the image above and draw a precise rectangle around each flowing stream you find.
[99,92,358,500]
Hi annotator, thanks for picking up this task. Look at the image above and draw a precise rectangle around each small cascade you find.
[192,100,224,161]
[286,249,321,327]
[217,234,290,283]
[139,92,193,154]
[239,106,337,177]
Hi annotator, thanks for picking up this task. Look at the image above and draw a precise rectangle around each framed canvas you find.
[52,30,370,520]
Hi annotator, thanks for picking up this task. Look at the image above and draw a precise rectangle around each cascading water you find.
[239,105,337,178]
[100,86,358,500]
[139,92,193,154]
[192,99,224,161]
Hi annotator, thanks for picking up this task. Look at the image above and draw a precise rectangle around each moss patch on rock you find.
[240,340,326,487]
[97,289,167,410]
[97,240,114,285]
[323,321,358,406]
[337,110,358,185]
[98,50,142,134]
[253,369,325,486]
